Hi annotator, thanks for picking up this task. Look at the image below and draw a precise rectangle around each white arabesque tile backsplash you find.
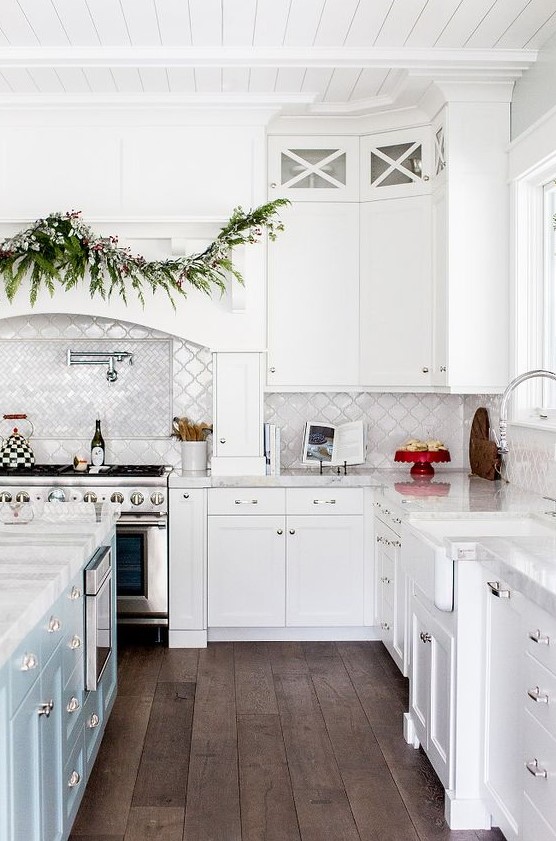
[0,312,552,497]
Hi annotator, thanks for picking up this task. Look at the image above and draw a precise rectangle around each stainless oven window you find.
[116,516,168,624]
[116,531,146,597]
[85,546,113,691]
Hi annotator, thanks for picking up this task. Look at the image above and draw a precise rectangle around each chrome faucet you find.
[498,369,556,454]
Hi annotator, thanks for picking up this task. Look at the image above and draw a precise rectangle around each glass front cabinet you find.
[267,135,360,201]
[360,127,432,200]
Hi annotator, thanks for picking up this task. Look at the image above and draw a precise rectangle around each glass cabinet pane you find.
[281,149,347,189]
[370,142,423,188]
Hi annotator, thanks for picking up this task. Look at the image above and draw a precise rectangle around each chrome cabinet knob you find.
[83,491,97,503]
[48,616,61,633]
[69,586,82,600]
[15,491,30,503]
[130,492,144,506]
[68,771,81,788]
[269,367,276,373]
[21,653,38,671]
[66,696,80,713]
[88,713,100,729]
[277,529,283,535]
[422,367,429,373]
[110,492,124,504]
[219,438,226,444]
[270,182,277,189]
[69,635,81,650]
[420,631,432,643]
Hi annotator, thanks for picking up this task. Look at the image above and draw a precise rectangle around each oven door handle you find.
[118,518,167,530]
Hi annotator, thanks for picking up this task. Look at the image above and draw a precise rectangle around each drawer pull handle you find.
[21,653,38,671]
[527,686,549,704]
[381,621,390,631]
[529,629,550,645]
[234,499,258,505]
[69,586,82,600]
[420,632,432,643]
[183,493,190,499]
[66,696,80,713]
[380,576,391,585]
[68,771,81,788]
[376,535,383,543]
[487,581,510,598]
[88,713,100,729]
[526,759,547,779]
[69,635,82,650]
[313,499,336,505]
[392,540,402,548]
[48,616,61,633]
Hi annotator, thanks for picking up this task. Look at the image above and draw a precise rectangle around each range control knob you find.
[0,491,12,502]
[150,492,164,506]
[83,491,97,503]
[130,492,144,506]
[48,488,66,503]
[15,491,30,503]
[110,492,124,504]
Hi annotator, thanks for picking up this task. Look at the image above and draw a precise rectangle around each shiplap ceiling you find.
[0,0,554,114]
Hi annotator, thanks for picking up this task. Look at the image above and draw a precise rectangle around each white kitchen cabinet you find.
[268,135,359,202]
[266,202,360,389]
[374,500,408,675]
[409,588,454,790]
[360,127,432,200]
[169,488,207,647]
[482,575,523,841]
[208,515,286,627]
[359,195,433,388]
[211,352,265,475]
[0,666,8,841]
[286,515,364,626]
[207,487,369,636]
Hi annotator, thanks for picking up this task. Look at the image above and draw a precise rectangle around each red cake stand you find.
[394,448,451,477]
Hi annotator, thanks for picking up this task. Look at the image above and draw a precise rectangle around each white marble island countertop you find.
[0,504,118,670]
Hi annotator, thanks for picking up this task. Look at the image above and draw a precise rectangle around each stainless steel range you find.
[0,464,171,627]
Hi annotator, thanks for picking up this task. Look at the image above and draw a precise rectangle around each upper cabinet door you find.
[360,127,432,200]
[268,136,360,202]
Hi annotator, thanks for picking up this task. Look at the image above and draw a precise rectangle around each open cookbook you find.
[301,420,366,466]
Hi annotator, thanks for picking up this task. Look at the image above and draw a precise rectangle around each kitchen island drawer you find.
[208,487,285,515]
[9,627,42,715]
[523,599,556,674]
[523,709,556,830]
[286,487,364,516]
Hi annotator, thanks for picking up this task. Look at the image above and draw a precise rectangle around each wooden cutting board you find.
[469,407,501,481]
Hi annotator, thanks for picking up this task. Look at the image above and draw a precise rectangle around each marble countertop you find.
[0,505,118,670]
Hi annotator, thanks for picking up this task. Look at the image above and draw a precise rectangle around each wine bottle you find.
[91,418,105,466]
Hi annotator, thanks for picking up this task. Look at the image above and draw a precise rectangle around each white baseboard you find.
[207,626,381,642]
[444,790,491,830]
[168,629,208,648]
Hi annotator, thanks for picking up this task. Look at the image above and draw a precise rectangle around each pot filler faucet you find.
[498,368,556,454]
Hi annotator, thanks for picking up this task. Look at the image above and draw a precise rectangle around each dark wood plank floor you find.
[69,640,506,841]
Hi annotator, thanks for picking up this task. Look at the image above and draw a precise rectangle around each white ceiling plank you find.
[139,67,169,91]
[248,66,278,92]
[0,0,39,44]
[223,0,257,46]
[275,67,305,92]
[0,72,13,91]
[111,67,143,92]
[155,0,192,46]
[434,0,498,48]
[283,0,326,47]
[301,67,333,101]
[55,67,92,92]
[323,67,362,101]
[15,0,69,45]
[523,8,556,47]
[465,0,535,47]
[313,0,360,46]
[28,67,65,92]
[374,0,430,47]
[349,67,390,100]
[222,67,250,91]
[343,0,397,47]
[252,0,290,47]
[167,66,195,92]
[194,66,222,92]
[1,68,39,91]
[82,66,117,91]
[85,0,131,46]
[50,0,100,46]
[189,0,222,46]
[119,0,161,46]
[0,29,9,46]
[404,0,463,47]
[496,0,556,47]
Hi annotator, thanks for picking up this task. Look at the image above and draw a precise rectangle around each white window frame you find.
[512,149,556,430]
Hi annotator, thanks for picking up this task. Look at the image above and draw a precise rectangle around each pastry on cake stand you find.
[394,448,451,477]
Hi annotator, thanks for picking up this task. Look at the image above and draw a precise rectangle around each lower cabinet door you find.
[40,652,64,841]
[286,516,364,626]
[10,680,42,841]
[208,516,286,626]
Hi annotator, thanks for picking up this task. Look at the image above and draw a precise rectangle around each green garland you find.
[0,199,289,308]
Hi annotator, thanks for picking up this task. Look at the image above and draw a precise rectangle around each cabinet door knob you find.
[88,713,100,729]
[270,182,277,189]
[487,581,510,598]
[69,635,81,650]
[528,628,550,645]
[527,686,549,704]
[422,367,429,373]
[68,771,81,788]
[419,631,432,643]
[289,529,295,535]
[440,365,447,373]
[48,616,61,633]
[269,366,276,373]
[38,700,54,717]
[66,696,80,713]
[219,438,226,444]
[21,653,38,671]
[69,586,82,600]
[277,529,283,535]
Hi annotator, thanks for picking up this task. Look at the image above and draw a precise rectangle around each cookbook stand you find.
[319,460,349,475]
[394,449,451,477]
